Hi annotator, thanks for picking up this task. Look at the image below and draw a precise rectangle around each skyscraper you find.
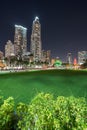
[41,50,51,63]
[0,51,4,60]
[67,53,72,64]
[5,40,14,58]
[30,17,42,62]
[78,51,87,64]
[14,25,27,57]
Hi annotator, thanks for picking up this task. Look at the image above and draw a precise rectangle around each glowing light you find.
[54,60,62,67]
[35,16,39,21]
[15,25,27,30]
[73,58,77,65]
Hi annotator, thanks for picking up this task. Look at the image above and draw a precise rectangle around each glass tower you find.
[67,53,72,64]
[30,17,42,62]
[14,25,27,57]
[5,40,14,57]
[78,51,87,64]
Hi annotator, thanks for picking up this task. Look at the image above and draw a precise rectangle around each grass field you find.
[0,69,87,104]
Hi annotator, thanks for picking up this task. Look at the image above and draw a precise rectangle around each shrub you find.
[0,97,17,130]
[17,93,87,130]
[0,93,86,130]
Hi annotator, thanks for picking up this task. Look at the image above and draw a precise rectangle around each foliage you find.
[0,93,87,130]
[16,102,28,129]
[54,96,87,130]
[17,93,87,130]
[0,97,17,130]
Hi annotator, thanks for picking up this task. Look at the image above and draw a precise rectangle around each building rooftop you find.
[15,25,27,30]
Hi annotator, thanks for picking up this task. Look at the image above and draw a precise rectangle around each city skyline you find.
[0,0,87,62]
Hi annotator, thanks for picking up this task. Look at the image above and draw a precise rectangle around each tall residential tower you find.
[67,53,72,64]
[30,17,42,62]
[78,51,87,64]
[14,25,27,57]
[5,40,14,58]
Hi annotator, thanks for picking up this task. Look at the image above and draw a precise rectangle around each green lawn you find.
[0,69,87,104]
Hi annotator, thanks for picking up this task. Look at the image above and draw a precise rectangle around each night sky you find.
[0,0,87,62]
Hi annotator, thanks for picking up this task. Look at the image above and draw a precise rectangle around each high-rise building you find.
[14,25,27,57]
[41,50,47,62]
[67,53,72,64]
[78,51,87,64]
[46,50,51,63]
[41,50,51,63]
[0,51,4,60]
[5,40,14,57]
[30,17,42,62]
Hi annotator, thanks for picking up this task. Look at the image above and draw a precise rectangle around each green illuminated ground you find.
[0,69,87,104]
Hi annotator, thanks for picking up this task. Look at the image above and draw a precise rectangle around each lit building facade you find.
[46,50,51,63]
[14,25,27,57]
[51,58,55,65]
[41,50,47,62]
[78,51,87,64]
[5,40,14,57]
[67,53,72,64]
[0,51,4,60]
[41,50,51,63]
[30,17,42,62]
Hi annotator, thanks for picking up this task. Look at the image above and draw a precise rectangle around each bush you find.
[17,93,87,130]
[0,97,17,130]
[0,93,87,130]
